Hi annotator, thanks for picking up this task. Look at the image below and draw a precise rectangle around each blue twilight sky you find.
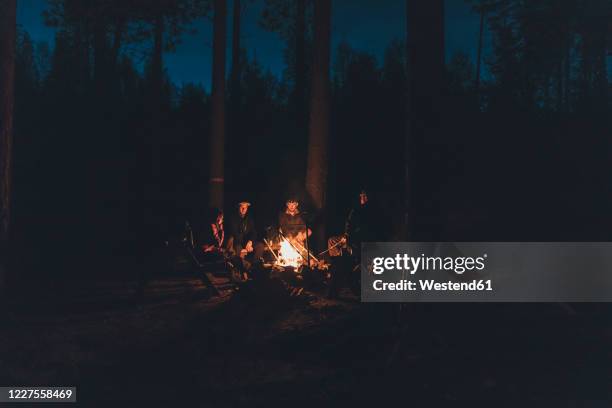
[16,0,489,91]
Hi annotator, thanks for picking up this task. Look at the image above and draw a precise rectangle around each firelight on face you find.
[286,201,298,213]
[238,203,250,217]
[360,191,368,206]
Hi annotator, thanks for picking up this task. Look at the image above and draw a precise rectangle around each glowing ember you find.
[277,238,302,268]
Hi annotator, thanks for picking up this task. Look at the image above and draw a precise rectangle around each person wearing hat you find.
[278,198,311,243]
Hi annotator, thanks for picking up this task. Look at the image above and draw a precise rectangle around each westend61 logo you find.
[364,243,612,302]
[371,253,488,275]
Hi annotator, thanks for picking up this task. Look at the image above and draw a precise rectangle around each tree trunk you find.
[295,0,306,127]
[593,23,607,110]
[111,20,125,72]
[152,14,164,107]
[149,13,164,195]
[564,36,571,111]
[93,19,108,97]
[557,60,563,112]
[403,0,412,239]
[475,6,485,97]
[0,0,16,290]
[209,0,227,209]
[408,1,445,121]
[406,0,445,240]
[305,0,331,248]
[74,20,90,93]
[230,0,241,106]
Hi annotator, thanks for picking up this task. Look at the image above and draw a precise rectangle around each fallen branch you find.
[291,239,320,264]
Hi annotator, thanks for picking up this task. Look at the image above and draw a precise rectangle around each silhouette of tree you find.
[226,0,243,198]
[405,0,445,239]
[305,0,331,247]
[485,0,530,110]
[574,0,610,113]
[8,0,611,281]
[475,2,486,92]
[45,0,130,96]
[294,0,307,124]
[230,0,243,108]
[209,0,227,209]
[381,41,408,210]
[448,51,476,92]
[44,0,209,99]
[481,0,610,113]
[15,32,39,105]
[403,0,411,237]
[331,43,381,188]
[260,0,312,131]
[0,0,16,289]
[466,0,495,94]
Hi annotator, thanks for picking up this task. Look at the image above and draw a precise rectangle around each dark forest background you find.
[6,0,612,284]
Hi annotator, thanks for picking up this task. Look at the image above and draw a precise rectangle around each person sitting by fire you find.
[327,189,377,298]
[226,201,264,279]
[179,209,224,296]
[327,189,373,258]
[200,208,224,253]
[344,189,377,257]
[278,198,311,244]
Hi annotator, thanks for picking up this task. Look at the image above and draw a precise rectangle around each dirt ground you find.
[1,274,611,407]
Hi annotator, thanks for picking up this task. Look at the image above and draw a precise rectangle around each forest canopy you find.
[5,0,612,281]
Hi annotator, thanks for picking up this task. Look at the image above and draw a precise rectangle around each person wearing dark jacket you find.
[181,209,224,296]
[327,189,377,298]
[327,189,377,258]
[344,189,378,254]
[225,201,264,278]
[278,198,311,241]
[226,201,257,255]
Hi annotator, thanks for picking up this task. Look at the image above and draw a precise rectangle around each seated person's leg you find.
[234,243,254,281]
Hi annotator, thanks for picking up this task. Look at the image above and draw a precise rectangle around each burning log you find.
[263,229,329,272]
[291,238,320,264]
[278,237,303,268]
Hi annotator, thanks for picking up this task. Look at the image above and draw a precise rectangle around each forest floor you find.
[1,271,611,407]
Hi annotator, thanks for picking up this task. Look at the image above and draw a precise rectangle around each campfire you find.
[277,238,303,268]
[263,232,328,272]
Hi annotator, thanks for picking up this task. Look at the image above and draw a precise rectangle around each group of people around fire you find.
[192,189,379,298]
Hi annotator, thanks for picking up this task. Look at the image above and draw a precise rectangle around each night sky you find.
[17,0,488,90]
